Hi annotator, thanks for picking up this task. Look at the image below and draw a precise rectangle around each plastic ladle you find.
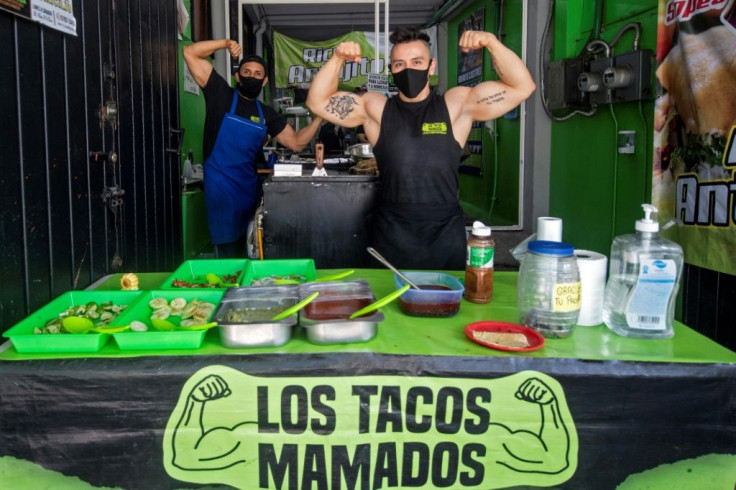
[151,318,218,331]
[366,247,421,290]
[206,273,239,288]
[61,316,130,334]
[314,270,355,282]
[274,270,355,285]
[270,292,320,321]
[348,284,411,320]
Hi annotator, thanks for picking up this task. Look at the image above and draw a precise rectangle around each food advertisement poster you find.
[1,0,77,36]
[653,0,736,274]
[457,8,485,176]
[273,28,438,91]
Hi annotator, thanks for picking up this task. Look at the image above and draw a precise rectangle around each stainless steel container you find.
[347,143,374,162]
[299,280,383,344]
[213,286,299,347]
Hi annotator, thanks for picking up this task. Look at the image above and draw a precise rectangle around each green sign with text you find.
[164,366,578,489]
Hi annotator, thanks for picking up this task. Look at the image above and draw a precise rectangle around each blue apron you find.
[204,92,267,245]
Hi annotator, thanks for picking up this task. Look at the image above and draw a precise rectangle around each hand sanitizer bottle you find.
[602,204,683,338]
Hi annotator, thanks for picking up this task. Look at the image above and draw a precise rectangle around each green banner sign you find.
[273,31,388,90]
[164,366,578,488]
[273,28,439,91]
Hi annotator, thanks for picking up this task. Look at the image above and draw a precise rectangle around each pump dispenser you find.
[602,204,683,338]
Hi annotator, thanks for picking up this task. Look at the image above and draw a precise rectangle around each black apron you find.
[371,91,466,271]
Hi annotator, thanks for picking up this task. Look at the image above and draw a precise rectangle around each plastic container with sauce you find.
[464,221,494,303]
[394,272,464,317]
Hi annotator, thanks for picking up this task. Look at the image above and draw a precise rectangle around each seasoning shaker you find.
[464,221,495,304]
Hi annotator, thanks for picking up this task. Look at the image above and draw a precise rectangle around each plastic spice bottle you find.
[602,204,683,339]
[517,240,580,338]
[464,221,495,303]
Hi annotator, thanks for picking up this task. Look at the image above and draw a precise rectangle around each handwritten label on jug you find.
[553,282,581,312]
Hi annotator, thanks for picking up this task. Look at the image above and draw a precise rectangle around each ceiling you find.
[241,0,456,41]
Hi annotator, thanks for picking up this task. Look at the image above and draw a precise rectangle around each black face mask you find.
[238,76,263,99]
[392,67,430,99]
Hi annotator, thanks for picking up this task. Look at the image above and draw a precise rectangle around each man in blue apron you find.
[183,39,322,257]
[307,27,535,270]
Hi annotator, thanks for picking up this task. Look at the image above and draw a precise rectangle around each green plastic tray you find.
[111,290,224,350]
[89,272,170,291]
[160,259,247,289]
[242,259,317,286]
[2,291,144,353]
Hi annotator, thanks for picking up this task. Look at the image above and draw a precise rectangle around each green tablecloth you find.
[1,269,734,363]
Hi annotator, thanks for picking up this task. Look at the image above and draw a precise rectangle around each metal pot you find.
[347,143,374,161]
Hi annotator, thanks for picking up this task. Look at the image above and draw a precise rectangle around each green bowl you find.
[160,259,247,289]
[2,290,144,353]
[242,259,317,286]
[111,290,224,350]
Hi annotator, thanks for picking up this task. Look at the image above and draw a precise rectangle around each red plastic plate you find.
[465,321,545,352]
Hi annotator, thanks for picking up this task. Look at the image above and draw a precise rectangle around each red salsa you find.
[304,298,372,320]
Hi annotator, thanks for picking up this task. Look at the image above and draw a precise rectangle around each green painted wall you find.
[178,2,211,257]
[549,0,658,254]
[449,0,525,227]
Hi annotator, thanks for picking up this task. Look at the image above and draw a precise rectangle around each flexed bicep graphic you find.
[490,377,571,474]
[171,374,257,471]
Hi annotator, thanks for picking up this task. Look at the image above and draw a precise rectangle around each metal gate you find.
[0,0,182,331]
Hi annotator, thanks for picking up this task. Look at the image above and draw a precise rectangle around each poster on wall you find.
[30,0,77,36]
[273,28,439,91]
[457,8,485,176]
[653,0,736,275]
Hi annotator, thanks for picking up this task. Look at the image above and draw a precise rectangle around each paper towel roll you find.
[537,217,563,242]
[574,249,608,326]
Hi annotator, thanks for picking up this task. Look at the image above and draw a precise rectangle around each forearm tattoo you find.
[325,95,358,120]
[476,90,506,105]
[492,58,504,78]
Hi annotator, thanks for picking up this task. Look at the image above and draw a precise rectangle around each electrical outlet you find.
[607,50,653,103]
[580,57,614,105]
[547,55,591,110]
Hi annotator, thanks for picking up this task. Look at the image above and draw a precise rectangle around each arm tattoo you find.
[476,90,506,105]
[492,58,504,78]
[325,95,358,120]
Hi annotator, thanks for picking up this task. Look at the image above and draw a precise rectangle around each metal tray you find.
[213,286,299,348]
[298,280,383,344]
[300,315,383,344]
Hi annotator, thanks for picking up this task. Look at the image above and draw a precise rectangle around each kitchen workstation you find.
[1,0,735,489]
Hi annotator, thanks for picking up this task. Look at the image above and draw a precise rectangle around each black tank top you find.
[368,90,467,270]
[373,90,464,204]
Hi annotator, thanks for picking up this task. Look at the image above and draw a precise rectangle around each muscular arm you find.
[182,39,241,88]
[273,115,323,152]
[171,375,252,470]
[492,378,570,474]
[306,42,385,145]
[446,31,536,146]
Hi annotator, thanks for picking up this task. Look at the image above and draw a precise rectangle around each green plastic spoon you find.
[270,292,320,321]
[151,318,218,331]
[177,322,218,331]
[273,270,356,285]
[206,273,239,288]
[348,284,410,320]
[61,316,129,334]
[314,270,355,282]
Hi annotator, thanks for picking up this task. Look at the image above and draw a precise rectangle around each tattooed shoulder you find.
[325,95,358,120]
